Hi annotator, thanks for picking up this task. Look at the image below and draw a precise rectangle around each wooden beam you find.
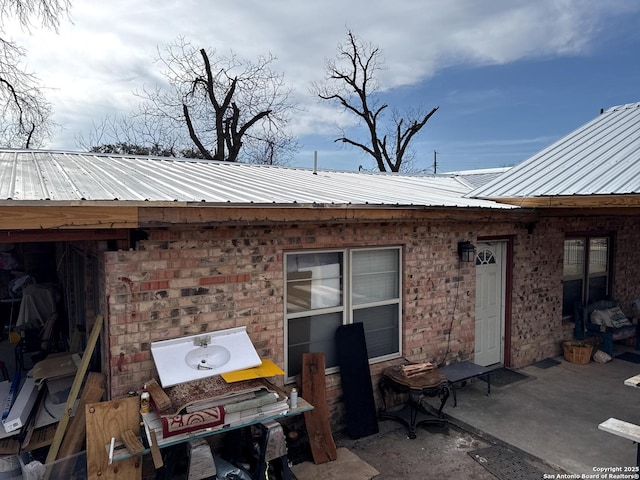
[486,195,640,208]
[45,315,104,465]
[0,229,130,243]
[0,203,540,231]
[0,206,139,230]
[302,352,337,464]
[539,207,640,217]
[57,372,106,459]
[137,206,537,226]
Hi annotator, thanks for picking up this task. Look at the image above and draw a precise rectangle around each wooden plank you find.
[0,206,139,230]
[45,315,104,465]
[137,205,531,227]
[0,437,19,455]
[599,417,640,443]
[18,383,48,450]
[121,429,144,455]
[301,352,337,464]
[56,374,105,479]
[86,396,141,480]
[22,423,58,452]
[496,195,640,208]
[149,428,163,469]
[57,372,106,459]
[32,353,79,382]
[0,228,129,243]
[145,379,171,411]
[624,374,640,388]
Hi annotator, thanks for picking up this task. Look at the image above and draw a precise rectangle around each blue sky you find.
[7,1,640,173]
[296,9,640,173]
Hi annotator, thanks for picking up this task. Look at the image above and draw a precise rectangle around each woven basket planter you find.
[563,341,593,364]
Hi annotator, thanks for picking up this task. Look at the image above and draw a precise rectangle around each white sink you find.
[184,345,231,370]
[150,326,261,387]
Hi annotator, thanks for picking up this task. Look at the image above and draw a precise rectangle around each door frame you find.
[476,236,513,367]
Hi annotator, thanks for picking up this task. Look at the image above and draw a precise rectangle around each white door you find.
[474,242,506,366]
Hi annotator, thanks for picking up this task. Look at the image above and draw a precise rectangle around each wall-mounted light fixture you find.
[458,241,476,263]
[517,222,537,235]
[525,222,536,235]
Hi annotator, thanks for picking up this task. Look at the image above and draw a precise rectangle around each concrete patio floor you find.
[427,350,640,475]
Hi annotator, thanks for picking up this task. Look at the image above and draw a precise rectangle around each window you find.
[285,247,401,378]
[562,236,611,317]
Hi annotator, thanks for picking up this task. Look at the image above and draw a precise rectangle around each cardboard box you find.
[46,374,74,405]
[3,378,39,433]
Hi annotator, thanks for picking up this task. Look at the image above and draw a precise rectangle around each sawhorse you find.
[251,420,292,480]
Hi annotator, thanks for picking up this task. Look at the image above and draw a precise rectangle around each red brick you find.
[200,276,225,285]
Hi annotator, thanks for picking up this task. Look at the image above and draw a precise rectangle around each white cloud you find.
[3,0,638,150]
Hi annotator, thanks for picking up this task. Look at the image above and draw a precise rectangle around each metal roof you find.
[0,150,513,209]
[469,102,640,200]
[439,167,511,189]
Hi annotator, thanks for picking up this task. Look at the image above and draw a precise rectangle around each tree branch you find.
[183,103,213,159]
[315,29,438,172]
[335,136,375,158]
[397,107,439,163]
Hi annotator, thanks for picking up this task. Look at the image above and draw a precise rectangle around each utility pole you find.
[433,150,437,174]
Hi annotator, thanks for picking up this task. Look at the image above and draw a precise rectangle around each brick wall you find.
[509,217,567,366]
[508,215,640,367]
[101,214,640,429]
[103,222,484,416]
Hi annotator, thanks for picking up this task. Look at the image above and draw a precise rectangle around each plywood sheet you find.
[86,397,141,480]
[57,372,105,459]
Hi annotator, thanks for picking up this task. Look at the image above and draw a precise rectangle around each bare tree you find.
[0,0,70,148]
[77,113,184,157]
[313,30,438,172]
[102,38,297,164]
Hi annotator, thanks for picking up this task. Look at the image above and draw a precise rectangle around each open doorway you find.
[0,241,104,376]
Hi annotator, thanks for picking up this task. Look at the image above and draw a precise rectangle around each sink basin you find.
[150,326,262,387]
[185,345,231,370]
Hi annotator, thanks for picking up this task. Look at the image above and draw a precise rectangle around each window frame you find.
[284,246,403,381]
[562,234,613,318]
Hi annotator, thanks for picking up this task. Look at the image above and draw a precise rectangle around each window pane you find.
[562,279,583,317]
[287,312,343,377]
[588,275,608,304]
[352,249,399,304]
[286,252,343,313]
[589,238,608,275]
[354,304,399,358]
[563,239,584,277]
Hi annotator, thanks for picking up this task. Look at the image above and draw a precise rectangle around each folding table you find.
[438,361,491,407]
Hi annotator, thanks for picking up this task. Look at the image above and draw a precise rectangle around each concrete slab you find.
[427,353,640,474]
[291,447,379,480]
[335,420,500,480]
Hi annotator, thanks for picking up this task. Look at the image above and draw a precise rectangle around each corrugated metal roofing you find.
[469,102,640,199]
[439,167,511,189]
[0,150,513,209]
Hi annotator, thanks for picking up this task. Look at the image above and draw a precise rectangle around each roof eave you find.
[477,194,640,208]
